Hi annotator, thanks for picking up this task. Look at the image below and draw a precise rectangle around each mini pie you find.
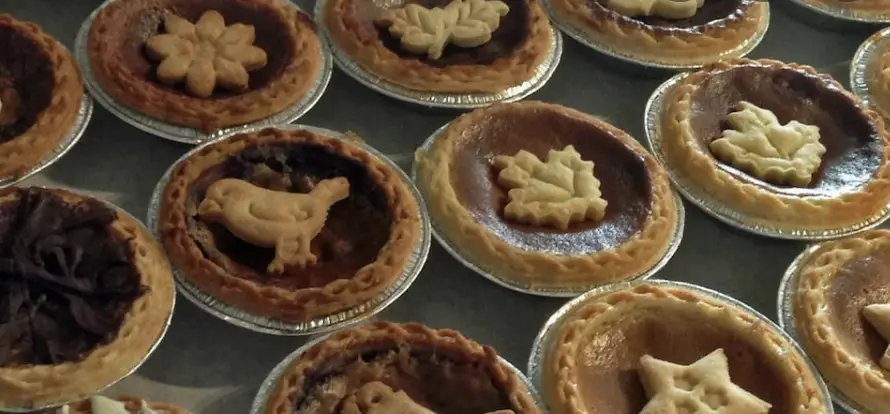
[263,322,540,413]
[869,43,890,123]
[548,0,768,65]
[0,187,175,409]
[59,396,188,414]
[416,101,679,289]
[541,282,827,413]
[158,127,420,323]
[323,0,553,93]
[791,229,890,412]
[0,14,84,180]
[87,0,322,132]
[660,58,890,230]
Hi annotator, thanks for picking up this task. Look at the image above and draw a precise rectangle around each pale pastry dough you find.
[862,304,890,370]
[638,349,772,414]
[710,101,825,187]
[57,396,161,414]
[375,0,509,60]
[607,0,703,19]
[339,381,515,414]
[492,145,607,230]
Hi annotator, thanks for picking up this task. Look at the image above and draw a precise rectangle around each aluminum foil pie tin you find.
[527,279,834,414]
[850,26,890,117]
[784,0,890,24]
[777,243,866,414]
[644,72,890,240]
[539,0,769,71]
[411,123,686,298]
[72,0,333,145]
[147,124,432,336]
[313,0,563,109]
[0,93,93,189]
[249,329,545,414]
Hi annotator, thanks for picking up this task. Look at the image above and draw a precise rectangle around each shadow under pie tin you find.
[313,0,563,109]
[146,124,432,336]
[527,279,835,414]
[248,326,545,414]
[644,72,890,240]
[411,123,686,298]
[850,27,890,119]
[72,0,333,145]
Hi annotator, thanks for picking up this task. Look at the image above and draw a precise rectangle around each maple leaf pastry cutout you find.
[145,11,268,98]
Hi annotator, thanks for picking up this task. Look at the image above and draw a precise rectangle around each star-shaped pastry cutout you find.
[863,304,890,370]
[638,349,771,414]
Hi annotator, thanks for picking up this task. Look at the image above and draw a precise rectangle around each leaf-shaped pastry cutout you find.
[217,23,255,46]
[156,54,192,85]
[186,58,216,97]
[195,10,225,41]
[145,34,194,61]
[164,13,197,42]
[607,0,702,18]
[214,57,249,91]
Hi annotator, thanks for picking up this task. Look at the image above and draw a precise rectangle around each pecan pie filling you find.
[0,24,53,142]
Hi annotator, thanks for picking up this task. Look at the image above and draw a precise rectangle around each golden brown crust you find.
[86,0,322,133]
[0,188,176,409]
[793,229,890,412]
[159,127,420,323]
[661,58,890,229]
[64,396,189,414]
[799,0,890,14]
[869,42,890,122]
[416,101,678,289]
[543,283,825,414]
[0,14,83,180]
[264,322,540,414]
[322,0,552,93]
[547,0,767,65]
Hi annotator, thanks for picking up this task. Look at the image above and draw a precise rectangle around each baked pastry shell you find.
[854,27,890,132]
[63,396,188,414]
[787,0,890,23]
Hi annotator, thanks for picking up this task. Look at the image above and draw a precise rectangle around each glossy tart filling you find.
[0,188,145,367]
[590,0,744,29]
[0,22,54,141]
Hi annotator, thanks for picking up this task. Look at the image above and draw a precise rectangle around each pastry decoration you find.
[0,79,20,126]
[710,101,825,187]
[375,0,510,60]
[145,11,268,98]
[197,177,350,274]
[57,396,158,414]
[638,349,772,414]
[606,0,704,19]
[340,381,515,414]
[862,304,890,370]
[492,145,607,229]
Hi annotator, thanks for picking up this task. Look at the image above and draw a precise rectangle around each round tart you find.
[264,322,540,413]
[416,101,679,290]
[0,14,84,180]
[540,282,827,414]
[322,0,552,93]
[159,127,420,323]
[660,58,890,231]
[59,395,188,414]
[86,0,322,133]
[0,187,175,409]
[790,229,890,412]
[548,0,767,66]
[868,38,890,123]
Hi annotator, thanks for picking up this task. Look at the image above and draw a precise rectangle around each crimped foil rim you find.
[849,26,890,119]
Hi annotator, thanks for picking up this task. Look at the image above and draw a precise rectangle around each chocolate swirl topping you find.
[0,188,145,366]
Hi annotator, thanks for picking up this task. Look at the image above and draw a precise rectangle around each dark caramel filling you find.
[591,0,742,29]
[689,64,882,195]
[0,188,145,366]
[450,109,652,255]
[0,23,54,142]
[186,142,393,291]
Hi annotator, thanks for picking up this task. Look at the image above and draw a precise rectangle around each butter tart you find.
[264,322,540,414]
[660,58,890,230]
[322,0,552,93]
[0,14,84,180]
[416,101,679,290]
[86,0,322,132]
[0,187,175,409]
[60,396,188,414]
[159,127,420,323]
[548,0,768,66]
[791,229,890,412]
[869,43,890,123]
[541,282,827,414]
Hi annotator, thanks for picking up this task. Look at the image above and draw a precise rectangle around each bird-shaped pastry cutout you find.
[339,381,515,414]
[862,304,890,370]
[607,0,704,19]
[197,177,349,274]
[638,349,772,414]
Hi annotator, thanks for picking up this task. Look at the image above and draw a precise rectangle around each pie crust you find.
[264,322,540,413]
[416,101,679,289]
[86,0,322,133]
[159,127,420,323]
[661,58,890,229]
[0,14,83,180]
[799,0,889,15]
[0,187,175,409]
[322,0,552,93]
[62,396,188,414]
[870,45,890,123]
[793,229,890,412]
[548,0,768,65]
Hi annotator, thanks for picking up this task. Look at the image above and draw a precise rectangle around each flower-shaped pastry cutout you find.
[375,0,510,60]
[492,145,607,230]
[606,0,704,19]
[145,11,268,98]
[863,304,890,370]
[710,101,826,187]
